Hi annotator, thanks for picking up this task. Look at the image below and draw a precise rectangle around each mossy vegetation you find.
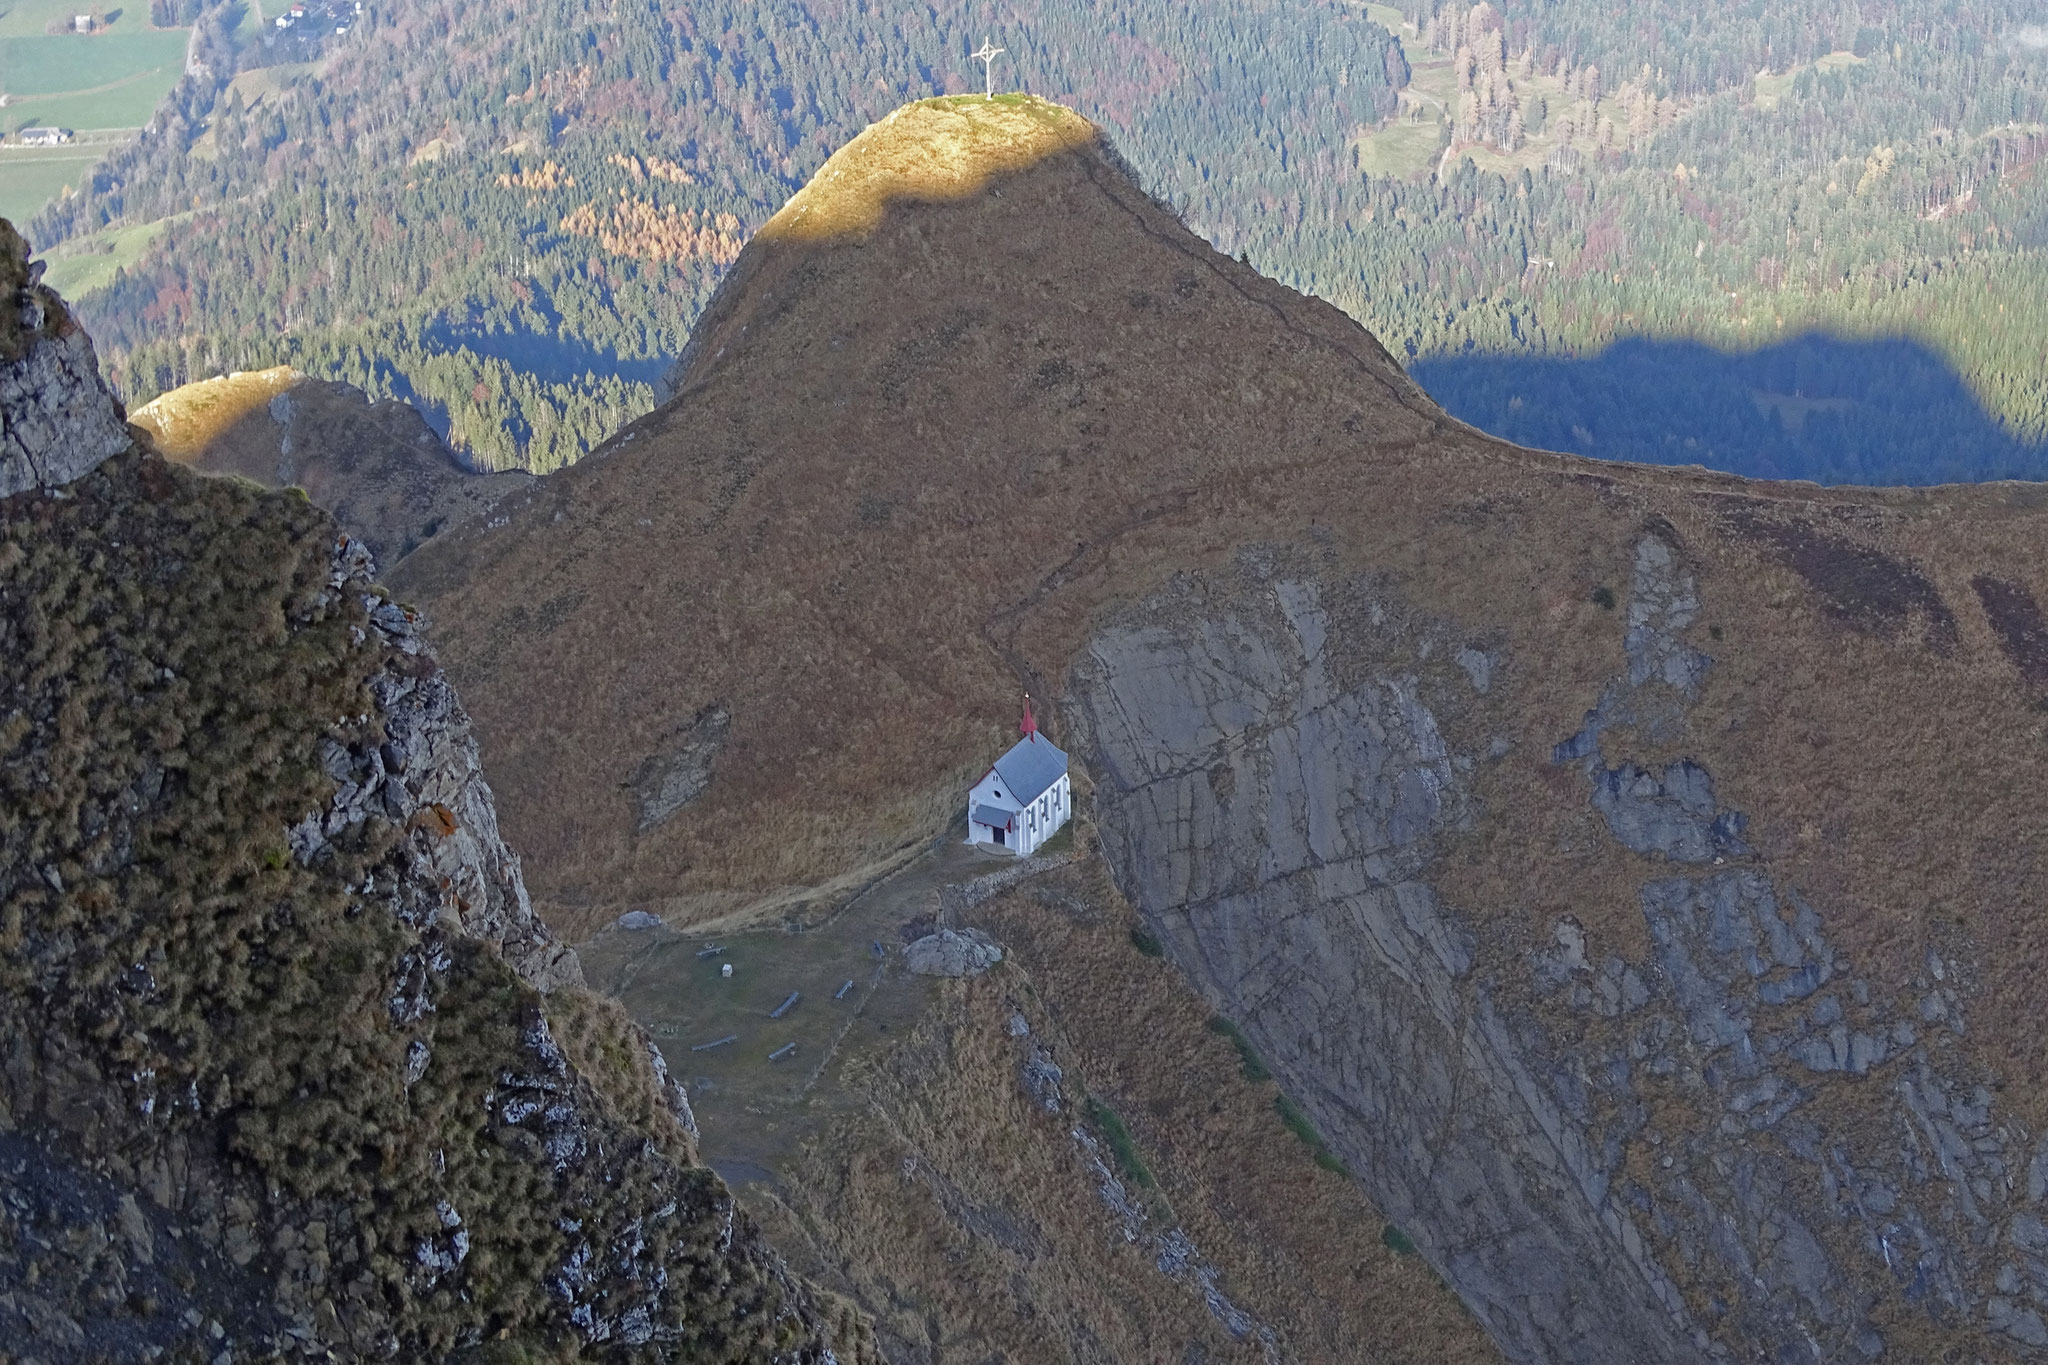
[1129,925,1164,957]
[1382,1223,1418,1256]
[1205,1015,1272,1083]
[1084,1097,1154,1190]
[0,450,867,1359]
[1275,1095,1351,1176]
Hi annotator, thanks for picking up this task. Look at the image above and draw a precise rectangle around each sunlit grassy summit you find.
[129,364,303,461]
[762,94,1100,242]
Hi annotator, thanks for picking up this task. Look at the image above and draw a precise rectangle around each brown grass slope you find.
[748,854,1498,1364]
[395,92,2048,1108]
[387,93,2048,1358]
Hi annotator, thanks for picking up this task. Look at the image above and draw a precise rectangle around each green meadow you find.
[0,1,189,220]
[36,213,174,293]
[1,31,189,98]
[0,146,94,222]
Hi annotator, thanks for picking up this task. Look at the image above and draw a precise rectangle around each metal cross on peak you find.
[971,37,1004,99]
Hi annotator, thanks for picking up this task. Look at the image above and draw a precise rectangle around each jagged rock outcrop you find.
[904,926,1005,977]
[0,221,130,498]
[295,544,583,994]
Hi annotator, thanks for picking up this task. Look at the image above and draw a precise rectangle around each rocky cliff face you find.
[0,221,131,498]
[1070,565,1698,1362]
[1070,533,2048,1363]
[0,222,873,1362]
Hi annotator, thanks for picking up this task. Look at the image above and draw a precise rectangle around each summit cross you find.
[971,38,1004,99]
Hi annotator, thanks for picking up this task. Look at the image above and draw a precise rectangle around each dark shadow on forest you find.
[1410,334,2048,487]
[421,320,670,389]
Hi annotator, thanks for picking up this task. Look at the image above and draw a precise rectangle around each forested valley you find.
[25,0,2048,482]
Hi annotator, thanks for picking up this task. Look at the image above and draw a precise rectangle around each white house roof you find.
[989,733,1067,804]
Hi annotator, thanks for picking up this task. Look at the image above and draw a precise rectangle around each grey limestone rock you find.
[1072,541,2034,1365]
[0,315,131,499]
[1020,1045,1065,1113]
[629,703,730,831]
[905,926,1004,977]
[1624,535,1710,695]
[1988,1295,2048,1347]
[1592,761,1751,862]
[1071,572,1703,1365]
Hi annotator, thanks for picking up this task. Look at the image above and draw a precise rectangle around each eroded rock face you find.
[1071,563,1706,1363]
[290,546,583,995]
[0,226,131,498]
[1071,542,2048,1363]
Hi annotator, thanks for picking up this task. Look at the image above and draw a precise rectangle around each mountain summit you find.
[392,98,2048,1361]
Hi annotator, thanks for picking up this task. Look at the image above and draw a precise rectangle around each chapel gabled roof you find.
[990,733,1067,805]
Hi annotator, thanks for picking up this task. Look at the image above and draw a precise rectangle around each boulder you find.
[905,927,1003,977]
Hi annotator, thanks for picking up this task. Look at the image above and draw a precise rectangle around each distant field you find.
[1753,50,1864,110]
[0,0,122,37]
[1,74,176,134]
[36,214,174,294]
[1357,115,1441,177]
[0,31,185,94]
[0,8,187,221]
[0,146,95,222]
[1349,5,1450,180]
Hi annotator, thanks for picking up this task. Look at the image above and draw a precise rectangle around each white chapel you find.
[967,698,1071,857]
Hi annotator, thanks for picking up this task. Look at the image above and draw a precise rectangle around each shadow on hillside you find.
[421,320,670,389]
[1410,333,2048,487]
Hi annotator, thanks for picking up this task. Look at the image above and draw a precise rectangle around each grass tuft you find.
[1129,925,1163,957]
[1085,1097,1154,1190]
[1275,1094,1350,1176]
[1205,1015,1271,1082]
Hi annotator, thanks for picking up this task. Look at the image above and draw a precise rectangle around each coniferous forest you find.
[25,0,2048,482]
